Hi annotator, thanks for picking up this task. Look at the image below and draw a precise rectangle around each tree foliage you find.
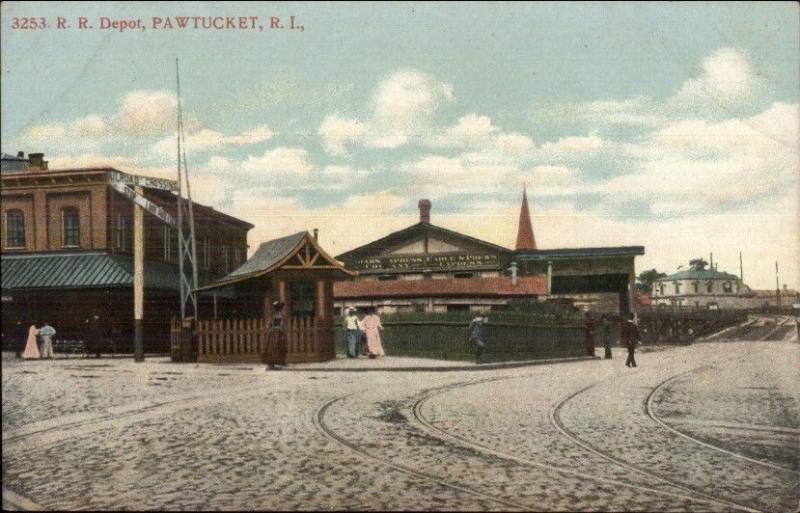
[637,268,667,293]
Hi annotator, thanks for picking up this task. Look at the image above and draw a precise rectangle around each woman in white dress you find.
[22,324,40,360]
[361,308,385,358]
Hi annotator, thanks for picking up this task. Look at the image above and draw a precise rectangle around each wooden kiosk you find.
[184,231,355,363]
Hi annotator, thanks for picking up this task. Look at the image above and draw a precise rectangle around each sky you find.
[2,2,798,290]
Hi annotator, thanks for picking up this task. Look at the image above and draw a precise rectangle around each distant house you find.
[651,261,751,308]
[750,286,800,308]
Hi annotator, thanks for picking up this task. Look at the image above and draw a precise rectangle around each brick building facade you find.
[1,152,252,354]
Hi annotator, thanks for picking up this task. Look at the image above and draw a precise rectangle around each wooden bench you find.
[53,339,87,358]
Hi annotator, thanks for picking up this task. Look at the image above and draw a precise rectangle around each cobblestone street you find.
[3,337,799,511]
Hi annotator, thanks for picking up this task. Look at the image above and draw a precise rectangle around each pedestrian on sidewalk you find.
[600,314,614,359]
[343,308,361,358]
[38,322,56,359]
[468,316,487,364]
[621,312,640,368]
[362,307,385,358]
[22,323,40,360]
[263,301,288,370]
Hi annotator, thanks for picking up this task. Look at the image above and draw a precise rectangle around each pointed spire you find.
[515,185,537,250]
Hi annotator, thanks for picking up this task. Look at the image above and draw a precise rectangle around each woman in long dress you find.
[262,301,288,369]
[362,308,385,358]
[22,324,40,360]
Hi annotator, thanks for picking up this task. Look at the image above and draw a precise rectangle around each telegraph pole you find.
[133,185,145,362]
[775,261,781,307]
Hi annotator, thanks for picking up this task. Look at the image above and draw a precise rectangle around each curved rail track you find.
[645,367,797,474]
[409,376,762,513]
[313,378,531,511]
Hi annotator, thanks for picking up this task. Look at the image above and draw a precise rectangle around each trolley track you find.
[312,377,530,511]
[645,367,797,474]
[410,375,762,513]
[548,373,766,513]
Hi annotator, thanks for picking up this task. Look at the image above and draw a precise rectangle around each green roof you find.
[3,252,183,291]
[658,269,741,281]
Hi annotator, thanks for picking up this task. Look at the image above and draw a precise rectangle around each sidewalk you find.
[286,354,598,372]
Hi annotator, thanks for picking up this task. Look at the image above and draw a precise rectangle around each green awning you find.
[3,252,185,292]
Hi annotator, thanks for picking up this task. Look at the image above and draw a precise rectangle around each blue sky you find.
[2,2,798,289]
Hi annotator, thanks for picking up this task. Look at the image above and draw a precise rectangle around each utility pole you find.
[133,185,145,362]
[739,251,743,282]
[775,261,781,307]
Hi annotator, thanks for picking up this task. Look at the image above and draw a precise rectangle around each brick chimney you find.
[418,199,431,224]
[28,153,48,171]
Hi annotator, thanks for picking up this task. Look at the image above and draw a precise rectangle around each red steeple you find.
[515,186,537,250]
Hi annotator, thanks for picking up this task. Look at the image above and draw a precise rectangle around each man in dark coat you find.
[600,314,614,359]
[621,312,640,368]
[468,316,487,364]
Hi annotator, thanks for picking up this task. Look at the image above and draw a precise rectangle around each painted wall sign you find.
[351,253,500,271]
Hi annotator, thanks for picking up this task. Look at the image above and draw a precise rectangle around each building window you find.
[231,248,242,270]
[5,210,26,248]
[658,284,665,296]
[378,274,398,281]
[289,282,315,318]
[116,214,129,251]
[706,281,713,293]
[62,208,80,247]
[673,282,681,294]
[692,282,699,294]
[723,282,732,293]
[454,272,474,279]
[447,304,470,312]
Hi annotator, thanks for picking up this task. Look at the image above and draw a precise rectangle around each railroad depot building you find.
[1,152,253,353]
[334,192,644,315]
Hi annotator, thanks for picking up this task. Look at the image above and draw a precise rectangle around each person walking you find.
[38,322,56,359]
[343,308,361,358]
[600,314,614,360]
[468,316,488,364]
[263,301,288,370]
[22,323,40,360]
[362,307,385,358]
[621,312,640,368]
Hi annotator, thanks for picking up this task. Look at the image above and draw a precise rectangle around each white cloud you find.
[318,114,367,155]
[241,146,313,175]
[20,123,67,142]
[116,90,178,136]
[229,190,413,257]
[427,114,499,148]
[670,47,763,111]
[538,134,604,158]
[372,69,453,122]
[399,154,517,197]
[152,124,274,156]
[71,115,107,137]
[538,48,765,128]
[317,69,453,153]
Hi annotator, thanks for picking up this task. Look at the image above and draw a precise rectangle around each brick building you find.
[1,152,253,354]
[334,190,644,315]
